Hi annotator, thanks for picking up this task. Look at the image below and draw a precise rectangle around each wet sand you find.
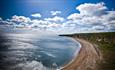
[61,38,102,70]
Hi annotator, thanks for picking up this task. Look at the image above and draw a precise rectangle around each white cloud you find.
[66,2,115,32]
[31,13,42,18]
[47,23,61,28]
[67,13,82,20]
[31,19,62,31]
[30,20,49,29]
[51,11,61,16]
[92,25,105,30]
[0,2,115,34]
[44,16,64,22]
[76,2,107,16]
[11,15,31,23]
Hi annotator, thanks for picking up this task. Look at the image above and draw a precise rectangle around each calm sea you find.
[0,33,81,70]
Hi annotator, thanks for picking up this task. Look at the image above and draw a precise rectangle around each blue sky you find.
[0,0,115,19]
[0,0,115,33]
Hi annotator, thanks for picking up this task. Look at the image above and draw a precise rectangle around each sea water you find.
[0,33,81,70]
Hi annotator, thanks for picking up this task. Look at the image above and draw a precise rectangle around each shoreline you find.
[60,37,81,70]
[61,37,101,70]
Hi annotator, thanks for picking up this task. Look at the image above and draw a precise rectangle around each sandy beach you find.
[62,38,102,70]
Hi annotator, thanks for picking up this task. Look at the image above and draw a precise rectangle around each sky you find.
[0,0,115,34]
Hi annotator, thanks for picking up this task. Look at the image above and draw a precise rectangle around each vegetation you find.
[60,32,115,70]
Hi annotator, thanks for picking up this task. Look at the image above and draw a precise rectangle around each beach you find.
[62,37,102,70]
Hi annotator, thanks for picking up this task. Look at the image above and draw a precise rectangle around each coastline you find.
[60,37,81,70]
[61,37,101,70]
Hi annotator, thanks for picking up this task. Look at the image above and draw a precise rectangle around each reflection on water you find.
[0,33,81,70]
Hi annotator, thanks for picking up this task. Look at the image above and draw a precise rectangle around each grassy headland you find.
[60,32,115,70]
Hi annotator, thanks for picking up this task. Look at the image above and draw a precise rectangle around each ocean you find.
[0,33,81,70]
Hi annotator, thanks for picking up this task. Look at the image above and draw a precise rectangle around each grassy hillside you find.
[60,32,115,70]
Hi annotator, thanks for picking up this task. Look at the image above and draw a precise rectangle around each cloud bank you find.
[67,2,115,32]
[0,2,115,34]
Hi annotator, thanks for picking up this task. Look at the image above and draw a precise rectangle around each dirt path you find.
[61,38,102,70]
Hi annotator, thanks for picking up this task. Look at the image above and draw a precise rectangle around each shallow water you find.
[0,33,81,70]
